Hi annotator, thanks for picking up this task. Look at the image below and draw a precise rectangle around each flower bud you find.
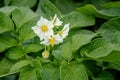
[42,50,49,59]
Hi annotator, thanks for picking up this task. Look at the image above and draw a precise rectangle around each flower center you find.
[59,31,63,36]
[49,38,55,46]
[53,18,57,26]
[41,25,48,32]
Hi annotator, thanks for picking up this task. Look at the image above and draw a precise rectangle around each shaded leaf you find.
[93,71,114,80]
[0,35,17,53]
[36,0,61,18]
[0,57,16,78]
[103,1,120,8]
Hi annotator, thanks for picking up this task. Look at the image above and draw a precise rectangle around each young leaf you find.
[0,35,17,53]
[0,11,14,33]
[5,46,25,60]
[41,63,59,80]
[60,62,88,80]
[12,7,38,30]
[62,12,95,29]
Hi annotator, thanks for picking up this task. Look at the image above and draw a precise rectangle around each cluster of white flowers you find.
[32,14,70,47]
[31,14,69,58]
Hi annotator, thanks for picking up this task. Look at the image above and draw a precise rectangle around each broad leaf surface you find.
[0,35,17,53]
[0,12,14,33]
[12,7,38,30]
[60,62,88,80]
[5,46,25,60]
[62,12,95,29]
[41,63,59,80]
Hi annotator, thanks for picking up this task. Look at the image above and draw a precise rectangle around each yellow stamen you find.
[53,18,57,26]
[59,31,63,36]
[49,38,55,46]
[41,25,48,32]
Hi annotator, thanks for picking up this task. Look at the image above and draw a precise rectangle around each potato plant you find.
[0,0,120,80]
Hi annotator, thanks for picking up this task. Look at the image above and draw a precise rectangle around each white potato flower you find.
[40,34,63,46]
[31,17,54,40]
[58,23,70,39]
[52,14,63,26]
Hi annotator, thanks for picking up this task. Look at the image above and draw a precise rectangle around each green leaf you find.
[60,42,72,61]
[52,49,65,63]
[108,62,120,71]
[53,0,76,14]
[0,6,17,16]
[0,35,17,53]
[19,69,37,80]
[80,38,111,58]
[62,12,95,29]
[0,12,14,33]
[12,7,38,30]
[72,33,97,52]
[0,57,16,78]
[103,1,120,8]
[97,51,120,63]
[4,0,11,6]
[93,71,114,80]
[112,31,120,45]
[41,63,59,80]
[5,46,25,60]
[24,44,44,53]
[36,0,61,18]
[60,62,88,80]
[10,60,31,72]
[77,4,120,19]
[86,44,114,58]
[10,0,37,8]
[18,17,39,42]
[98,17,120,41]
